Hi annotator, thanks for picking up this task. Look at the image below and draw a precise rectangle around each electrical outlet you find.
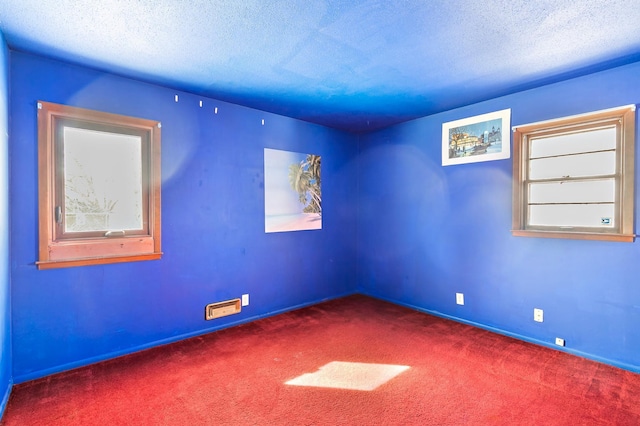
[456,293,464,305]
[241,294,249,307]
[534,308,544,322]
[555,337,565,347]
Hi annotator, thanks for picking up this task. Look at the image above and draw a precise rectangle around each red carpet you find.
[3,295,640,425]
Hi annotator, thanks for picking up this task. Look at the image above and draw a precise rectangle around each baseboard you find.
[13,290,358,384]
[18,289,635,385]
[361,291,640,374]
[0,379,12,420]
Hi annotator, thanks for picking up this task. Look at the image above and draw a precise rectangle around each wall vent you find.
[205,298,241,320]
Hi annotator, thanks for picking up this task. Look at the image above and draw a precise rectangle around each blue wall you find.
[7,47,640,389]
[9,51,359,382]
[357,60,640,371]
[0,32,12,413]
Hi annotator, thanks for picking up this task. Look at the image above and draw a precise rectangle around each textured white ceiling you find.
[1,0,640,131]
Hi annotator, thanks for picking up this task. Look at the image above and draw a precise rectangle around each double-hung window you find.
[37,101,162,269]
[512,105,635,242]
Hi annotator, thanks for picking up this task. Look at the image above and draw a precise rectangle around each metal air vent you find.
[205,298,241,320]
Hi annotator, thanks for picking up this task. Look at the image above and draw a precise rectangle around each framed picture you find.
[442,109,511,166]
[264,148,322,233]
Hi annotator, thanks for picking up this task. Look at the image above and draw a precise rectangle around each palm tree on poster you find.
[288,154,321,215]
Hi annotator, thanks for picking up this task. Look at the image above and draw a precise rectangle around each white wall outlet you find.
[534,308,544,322]
[555,337,565,347]
[241,294,249,307]
[456,293,464,305]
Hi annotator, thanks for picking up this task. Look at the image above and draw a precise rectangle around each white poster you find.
[264,148,322,233]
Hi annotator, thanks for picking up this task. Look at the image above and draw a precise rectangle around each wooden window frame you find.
[512,105,635,242]
[37,101,162,269]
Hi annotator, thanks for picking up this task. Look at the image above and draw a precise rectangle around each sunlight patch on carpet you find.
[285,361,410,391]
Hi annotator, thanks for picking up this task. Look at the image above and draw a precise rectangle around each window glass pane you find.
[529,179,615,204]
[63,127,143,232]
[529,151,615,180]
[528,203,615,228]
[529,127,616,159]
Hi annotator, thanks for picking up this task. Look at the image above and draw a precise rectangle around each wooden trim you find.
[511,230,635,243]
[36,252,163,270]
[511,129,525,232]
[513,104,636,133]
[37,101,162,268]
[38,102,56,264]
[512,105,636,242]
[620,107,635,237]
[150,122,162,255]
[47,236,156,261]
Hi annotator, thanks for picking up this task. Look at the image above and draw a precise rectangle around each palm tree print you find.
[288,154,321,215]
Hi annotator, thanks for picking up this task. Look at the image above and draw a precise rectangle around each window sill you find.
[511,229,635,242]
[36,252,163,270]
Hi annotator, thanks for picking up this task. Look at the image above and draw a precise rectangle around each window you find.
[37,101,162,269]
[512,105,635,242]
